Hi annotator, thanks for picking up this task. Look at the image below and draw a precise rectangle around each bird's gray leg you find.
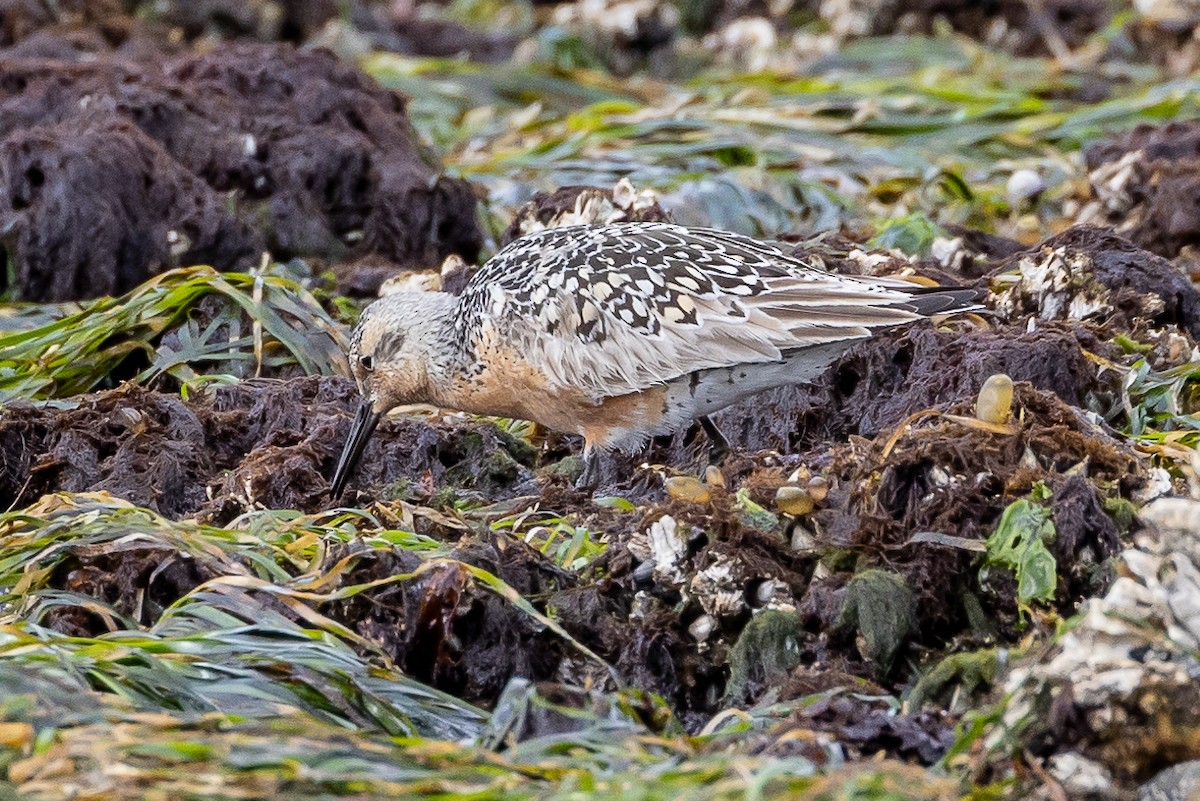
[576,444,601,491]
[699,416,731,465]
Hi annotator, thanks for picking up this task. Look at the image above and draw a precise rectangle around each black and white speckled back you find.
[450,222,974,399]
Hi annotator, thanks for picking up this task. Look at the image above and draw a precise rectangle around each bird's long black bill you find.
[330,400,382,499]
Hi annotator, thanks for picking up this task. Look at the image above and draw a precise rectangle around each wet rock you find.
[500,178,672,247]
[989,225,1200,338]
[834,569,917,675]
[711,323,1107,453]
[0,42,482,300]
[0,376,535,520]
[0,117,260,301]
[1082,122,1200,259]
[724,608,804,704]
[0,0,129,48]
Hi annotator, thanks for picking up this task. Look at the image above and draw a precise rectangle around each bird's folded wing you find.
[464,224,939,400]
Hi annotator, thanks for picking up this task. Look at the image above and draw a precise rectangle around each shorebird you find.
[330,222,977,495]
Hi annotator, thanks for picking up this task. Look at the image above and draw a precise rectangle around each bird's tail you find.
[897,285,985,317]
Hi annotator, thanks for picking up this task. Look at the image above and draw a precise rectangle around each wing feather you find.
[457,223,975,400]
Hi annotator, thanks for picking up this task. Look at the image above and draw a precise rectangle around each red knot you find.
[330,222,978,495]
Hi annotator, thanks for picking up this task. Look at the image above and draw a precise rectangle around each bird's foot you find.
[699,415,731,468]
[575,448,601,492]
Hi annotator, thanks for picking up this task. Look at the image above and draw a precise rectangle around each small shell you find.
[665,476,711,503]
[753,579,776,606]
[118,407,148,435]
[807,476,829,504]
[1007,169,1046,204]
[166,229,191,259]
[775,486,814,516]
[787,466,811,484]
[1019,445,1040,471]
[790,521,817,552]
[975,373,1014,425]
[703,465,725,487]
[688,614,716,642]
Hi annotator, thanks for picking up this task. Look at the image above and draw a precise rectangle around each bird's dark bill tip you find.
[330,400,382,499]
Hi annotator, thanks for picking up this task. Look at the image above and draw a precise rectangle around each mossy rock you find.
[836,569,917,676]
[725,609,804,706]
[907,648,1002,712]
[542,455,585,482]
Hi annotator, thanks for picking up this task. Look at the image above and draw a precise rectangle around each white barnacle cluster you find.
[626,515,689,586]
[989,246,1113,324]
[703,17,779,72]
[626,514,792,646]
[990,497,1200,797]
[1076,149,1158,246]
[379,254,469,297]
[551,0,678,41]
[688,553,746,620]
[508,178,664,241]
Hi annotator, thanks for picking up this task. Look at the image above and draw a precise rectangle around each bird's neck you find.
[417,292,475,406]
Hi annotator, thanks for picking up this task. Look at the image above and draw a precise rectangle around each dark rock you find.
[0,117,259,301]
[712,323,1106,454]
[0,376,534,520]
[989,226,1200,338]
[1084,122,1200,259]
[0,43,483,300]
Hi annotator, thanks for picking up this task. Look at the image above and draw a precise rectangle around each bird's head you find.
[330,291,455,498]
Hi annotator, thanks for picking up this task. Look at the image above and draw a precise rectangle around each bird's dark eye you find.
[359,354,374,372]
